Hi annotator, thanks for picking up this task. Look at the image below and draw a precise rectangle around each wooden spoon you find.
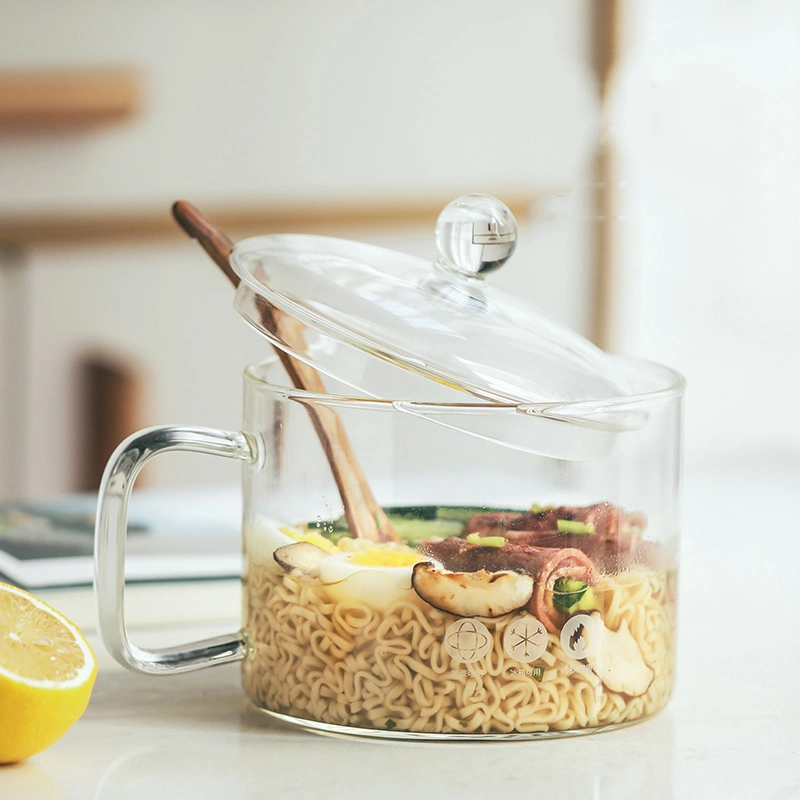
[171,200,398,544]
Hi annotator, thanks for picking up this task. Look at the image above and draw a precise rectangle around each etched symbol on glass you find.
[443,619,492,664]
[559,613,602,659]
[503,617,548,663]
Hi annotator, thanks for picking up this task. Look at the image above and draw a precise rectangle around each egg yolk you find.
[279,526,339,553]
[348,550,425,568]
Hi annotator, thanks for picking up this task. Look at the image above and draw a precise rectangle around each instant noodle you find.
[241,505,677,737]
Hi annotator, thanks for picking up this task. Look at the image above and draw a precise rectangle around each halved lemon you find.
[0,582,97,764]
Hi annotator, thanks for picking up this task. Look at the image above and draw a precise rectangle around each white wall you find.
[0,0,597,210]
[0,1,602,499]
[610,0,800,465]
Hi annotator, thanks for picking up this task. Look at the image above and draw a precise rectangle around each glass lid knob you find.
[435,194,518,277]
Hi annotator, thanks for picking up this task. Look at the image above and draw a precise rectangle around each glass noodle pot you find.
[95,196,685,740]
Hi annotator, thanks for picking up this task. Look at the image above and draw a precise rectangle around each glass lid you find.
[230,194,634,405]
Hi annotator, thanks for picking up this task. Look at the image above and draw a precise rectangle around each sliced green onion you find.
[466,533,506,547]
[556,519,595,535]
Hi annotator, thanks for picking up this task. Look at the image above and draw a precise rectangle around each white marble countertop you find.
[2,456,799,799]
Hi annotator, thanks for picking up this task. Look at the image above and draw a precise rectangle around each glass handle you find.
[94,425,256,674]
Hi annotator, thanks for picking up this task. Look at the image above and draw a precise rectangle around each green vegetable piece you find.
[385,719,397,729]
[554,577,588,593]
[571,587,601,613]
[436,506,520,522]
[552,577,601,613]
[556,519,596,535]
[552,577,588,611]
[465,533,506,548]
[389,517,464,547]
[437,506,487,522]
[530,503,554,514]
[382,505,439,520]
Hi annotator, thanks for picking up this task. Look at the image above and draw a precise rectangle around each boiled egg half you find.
[319,548,427,612]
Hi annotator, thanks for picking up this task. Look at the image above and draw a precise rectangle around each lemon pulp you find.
[0,583,97,763]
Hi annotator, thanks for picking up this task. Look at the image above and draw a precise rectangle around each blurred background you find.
[0,0,798,502]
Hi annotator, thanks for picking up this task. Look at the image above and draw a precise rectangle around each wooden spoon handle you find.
[172,201,239,287]
[171,200,397,544]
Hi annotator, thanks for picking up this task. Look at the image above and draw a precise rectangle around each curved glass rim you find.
[259,706,656,741]
[244,355,685,412]
[231,233,636,404]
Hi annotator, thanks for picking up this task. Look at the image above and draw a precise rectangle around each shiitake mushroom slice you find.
[411,562,534,618]
[273,542,330,578]
[583,611,655,696]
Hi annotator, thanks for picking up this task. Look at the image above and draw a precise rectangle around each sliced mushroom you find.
[411,562,534,618]
[273,542,330,578]
[584,612,654,697]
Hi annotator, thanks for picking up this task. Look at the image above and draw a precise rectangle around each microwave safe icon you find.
[444,619,492,664]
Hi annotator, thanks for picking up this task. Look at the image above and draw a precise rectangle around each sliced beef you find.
[464,502,647,566]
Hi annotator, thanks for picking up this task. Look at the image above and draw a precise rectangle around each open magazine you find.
[0,487,242,590]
